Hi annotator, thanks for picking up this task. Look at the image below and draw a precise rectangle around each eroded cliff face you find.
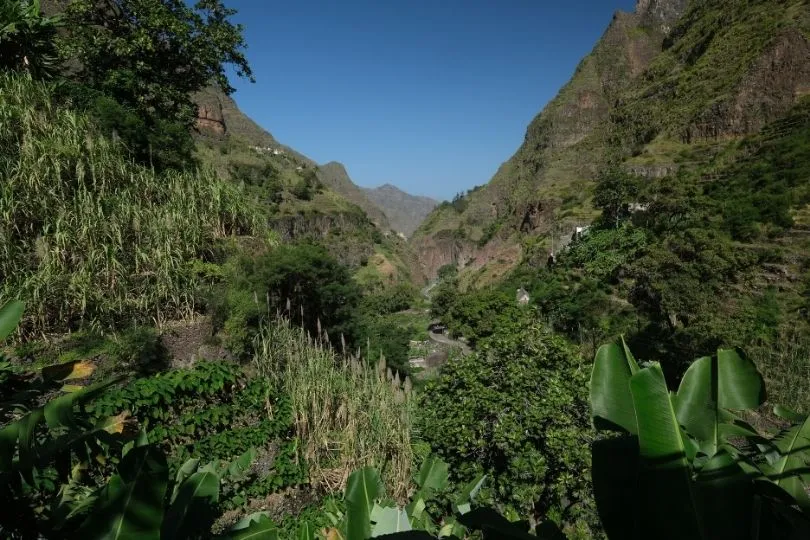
[412,0,685,281]
[270,213,375,268]
[194,93,226,137]
[685,29,810,141]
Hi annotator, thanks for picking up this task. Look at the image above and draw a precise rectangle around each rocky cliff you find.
[362,184,437,237]
[412,0,810,282]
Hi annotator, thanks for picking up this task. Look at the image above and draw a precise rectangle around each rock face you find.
[192,86,280,149]
[194,93,226,137]
[361,184,437,237]
[685,29,810,142]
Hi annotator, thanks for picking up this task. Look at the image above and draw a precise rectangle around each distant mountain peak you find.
[362,185,438,237]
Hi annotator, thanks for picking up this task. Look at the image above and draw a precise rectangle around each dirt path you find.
[428,331,472,355]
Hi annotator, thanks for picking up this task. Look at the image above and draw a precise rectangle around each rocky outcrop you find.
[270,213,375,268]
[637,0,689,31]
[270,212,371,242]
[194,95,226,137]
[684,29,810,142]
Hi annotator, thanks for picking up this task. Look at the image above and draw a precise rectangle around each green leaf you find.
[590,338,639,434]
[77,445,168,540]
[371,504,412,536]
[765,416,810,512]
[415,456,449,492]
[346,467,382,540]
[171,458,200,503]
[162,469,220,539]
[296,521,316,540]
[225,513,278,540]
[692,450,755,540]
[227,447,256,480]
[630,364,705,540]
[674,349,765,456]
[0,300,24,342]
[773,405,806,424]
[453,474,486,515]
[0,422,19,471]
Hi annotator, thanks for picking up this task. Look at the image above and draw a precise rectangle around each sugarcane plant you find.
[590,338,810,540]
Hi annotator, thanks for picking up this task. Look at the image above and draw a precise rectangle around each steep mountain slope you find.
[192,88,426,284]
[315,162,391,229]
[412,0,809,284]
[362,184,438,237]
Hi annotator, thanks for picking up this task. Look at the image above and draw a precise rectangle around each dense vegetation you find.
[4,0,810,539]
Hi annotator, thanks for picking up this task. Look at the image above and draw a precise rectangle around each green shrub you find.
[419,322,596,532]
[0,0,60,79]
[211,243,362,358]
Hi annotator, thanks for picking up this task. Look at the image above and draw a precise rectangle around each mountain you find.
[314,162,391,229]
[191,88,427,285]
[362,184,438,237]
[411,0,810,283]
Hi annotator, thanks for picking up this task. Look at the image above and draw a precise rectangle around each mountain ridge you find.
[362,184,438,237]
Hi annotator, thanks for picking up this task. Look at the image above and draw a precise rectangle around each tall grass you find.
[750,327,810,415]
[253,318,414,501]
[0,74,263,336]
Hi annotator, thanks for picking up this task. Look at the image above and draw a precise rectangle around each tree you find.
[443,289,525,346]
[419,323,596,531]
[0,0,61,78]
[214,243,363,357]
[60,0,254,128]
[593,168,640,228]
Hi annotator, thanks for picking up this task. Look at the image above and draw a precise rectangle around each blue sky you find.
[225,0,636,200]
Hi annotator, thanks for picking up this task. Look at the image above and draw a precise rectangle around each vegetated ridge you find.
[362,184,438,237]
[193,86,424,285]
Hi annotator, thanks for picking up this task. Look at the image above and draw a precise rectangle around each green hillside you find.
[5,1,810,539]
[413,0,810,283]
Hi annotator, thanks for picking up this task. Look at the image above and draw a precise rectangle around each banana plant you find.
[0,301,273,539]
[590,337,810,540]
[313,458,555,540]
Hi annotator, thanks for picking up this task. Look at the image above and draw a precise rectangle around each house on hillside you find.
[516,287,530,305]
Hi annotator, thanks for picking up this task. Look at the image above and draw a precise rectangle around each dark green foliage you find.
[710,100,810,240]
[437,264,458,281]
[356,318,412,374]
[429,276,459,319]
[419,323,596,531]
[211,243,363,358]
[0,0,60,78]
[54,81,197,171]
[361,284,418,316]
[593,168,641,228]
[60,0,253,129]
[591,339,810,539]
[89,360,305,513]
[442,289,525,346]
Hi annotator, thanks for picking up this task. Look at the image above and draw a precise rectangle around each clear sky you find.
[225,0,636,201]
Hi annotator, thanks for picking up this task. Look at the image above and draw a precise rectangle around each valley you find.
[2,0,810,539]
